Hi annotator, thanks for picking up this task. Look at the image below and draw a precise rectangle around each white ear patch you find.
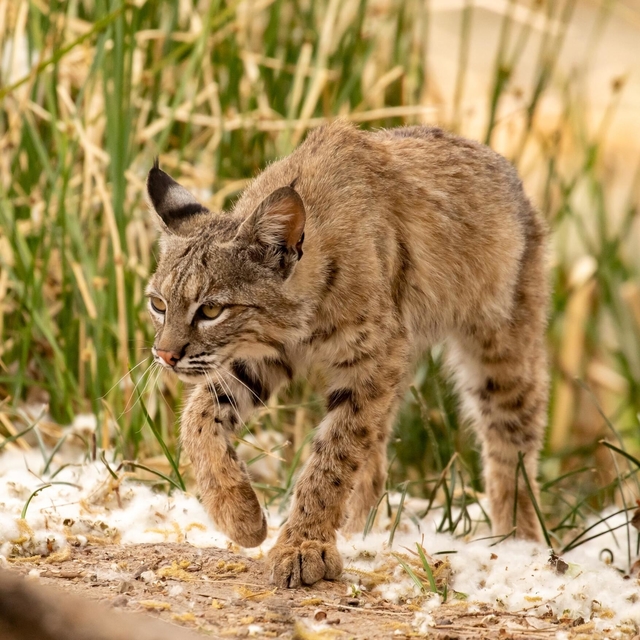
[162,183,200,213]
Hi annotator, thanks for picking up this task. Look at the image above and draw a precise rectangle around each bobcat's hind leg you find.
[448,326,548,542]
[447,259,549,544]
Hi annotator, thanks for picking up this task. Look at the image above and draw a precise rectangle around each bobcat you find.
[145,121,549,589]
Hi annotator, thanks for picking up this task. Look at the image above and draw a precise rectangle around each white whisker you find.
[100,357,152,399]
[204,371,221,418]
[213,368,248,434]
[118,362,160,419]
[222,367,270,412]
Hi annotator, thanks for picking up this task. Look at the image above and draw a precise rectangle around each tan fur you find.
[146,121,549,588]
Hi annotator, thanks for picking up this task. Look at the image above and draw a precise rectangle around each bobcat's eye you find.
[150,297,166,314]
[199,304,223,320]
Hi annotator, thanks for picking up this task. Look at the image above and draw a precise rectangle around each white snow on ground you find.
[1,437,639,637]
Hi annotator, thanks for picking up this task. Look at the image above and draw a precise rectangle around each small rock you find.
[313,610,327,621]
[133,563,155,579]
[111,595,128,608]
[326,618,341,625]
[118,580,134,594]
[548,552,568,575]
[339,597,360,607]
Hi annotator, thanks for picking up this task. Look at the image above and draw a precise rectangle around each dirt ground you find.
[4,542,612,640]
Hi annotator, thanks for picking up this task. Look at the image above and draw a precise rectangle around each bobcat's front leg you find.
[181,382,267,547]
[268,371,401,588]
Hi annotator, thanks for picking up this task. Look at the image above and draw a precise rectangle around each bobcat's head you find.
[145,162,305,384]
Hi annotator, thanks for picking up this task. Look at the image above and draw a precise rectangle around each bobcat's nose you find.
[156,349,181,367]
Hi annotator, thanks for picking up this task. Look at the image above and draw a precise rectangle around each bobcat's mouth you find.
[172,366,211,384]
[174,371,211,384]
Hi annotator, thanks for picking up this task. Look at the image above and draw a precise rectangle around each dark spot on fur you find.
[226,443,238,461]
[362,378,382,400]
[322,259,340,297]
[231,359,270,405]
[480,351,512,365]
[201,409,209,419]
[499,392,526,412]
[489,419,536,446]
[327,388,360,413]
[354,425,369,440]
[391,241,412,309]
[265,356,293,381]
[502,420,520,434]
[175,245,192,260]
[331,476,342,487]
[307,324,338,344]
[335,351,373,368]
[314,491,326,510]
[214,417,223,424]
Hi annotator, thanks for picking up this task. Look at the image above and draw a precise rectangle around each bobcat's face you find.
[145,164,305,384]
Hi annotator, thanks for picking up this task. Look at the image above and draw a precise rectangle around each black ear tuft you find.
[147,163,208,232]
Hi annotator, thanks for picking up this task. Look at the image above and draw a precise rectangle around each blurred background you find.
[1,0,639,549]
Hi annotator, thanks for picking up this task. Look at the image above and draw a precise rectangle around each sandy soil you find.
[4,542,605,640]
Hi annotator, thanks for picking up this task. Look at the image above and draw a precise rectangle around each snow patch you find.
[1,447,638,635]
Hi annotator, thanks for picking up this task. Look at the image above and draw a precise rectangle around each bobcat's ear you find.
[147,160,208,233]
[236,186,306,260]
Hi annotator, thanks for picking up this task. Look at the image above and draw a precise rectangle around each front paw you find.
[203,481,267,548]
[268,539,343,588]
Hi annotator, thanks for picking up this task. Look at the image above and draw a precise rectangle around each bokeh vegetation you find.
[1,0,639,561]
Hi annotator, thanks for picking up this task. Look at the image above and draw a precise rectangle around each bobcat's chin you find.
[174,371,210,384]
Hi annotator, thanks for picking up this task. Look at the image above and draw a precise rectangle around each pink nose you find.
[157,349,180,367]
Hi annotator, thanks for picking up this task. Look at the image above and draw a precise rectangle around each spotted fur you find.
[146,121,549,588]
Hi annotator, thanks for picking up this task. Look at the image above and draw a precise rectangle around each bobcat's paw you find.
[207,482,267,548]
[268,539,343,588]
